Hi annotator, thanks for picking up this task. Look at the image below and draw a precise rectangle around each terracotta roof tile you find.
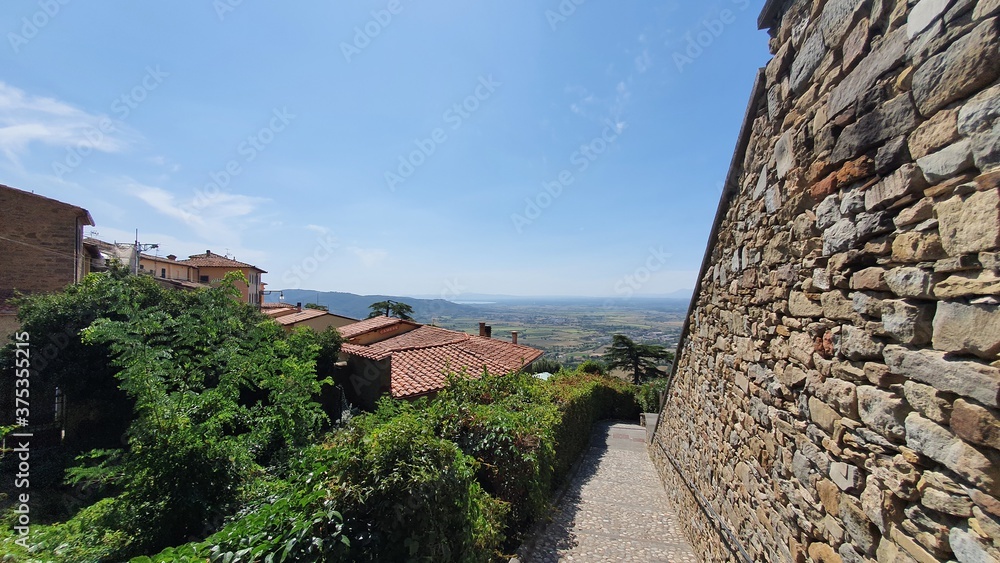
[338,319,544,399]
[271,308,331,325]
[179,251,266,272]
[338,316,412,339]
[366,325,469,353]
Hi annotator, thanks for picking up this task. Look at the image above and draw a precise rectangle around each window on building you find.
[161,268,166,278]
[200,275,209,283]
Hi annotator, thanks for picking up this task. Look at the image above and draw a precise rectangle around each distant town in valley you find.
[272,289,689,368]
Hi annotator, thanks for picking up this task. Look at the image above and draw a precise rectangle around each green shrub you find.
[327,409,507,562]
[636,378,669,413]
[576,359,606,375]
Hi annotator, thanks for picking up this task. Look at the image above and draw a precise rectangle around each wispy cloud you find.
[0,82,134,166]
[123,179,269,247]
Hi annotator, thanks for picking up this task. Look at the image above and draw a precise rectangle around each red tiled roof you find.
[179,251,266,273]
[366,325,468,354]
[271,308,330,325]
[337,316,413,339]
[140,253,194,266]
[338,319,544,399]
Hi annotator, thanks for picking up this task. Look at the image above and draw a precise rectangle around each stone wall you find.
[0,185,90,294]
[652,0,1000,561]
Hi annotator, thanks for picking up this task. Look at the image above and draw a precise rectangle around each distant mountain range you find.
[271,290,479,322]
[269,289,693,323]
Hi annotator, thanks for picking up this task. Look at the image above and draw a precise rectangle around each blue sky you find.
[1,0,769,298]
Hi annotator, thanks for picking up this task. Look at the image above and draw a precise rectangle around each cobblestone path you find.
[518,421,698,562]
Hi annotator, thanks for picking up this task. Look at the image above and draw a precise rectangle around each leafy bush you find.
[545,370,639,482]
[0,270,334,560]
[636,378,669,413]
[576,359,607,375]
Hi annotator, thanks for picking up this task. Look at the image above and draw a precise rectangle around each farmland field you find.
[429,297,689,368]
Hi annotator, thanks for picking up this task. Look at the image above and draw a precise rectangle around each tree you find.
[1,268,333,558]
[367,300,414,320]
[603,334,674,384]
[305,302,329,311]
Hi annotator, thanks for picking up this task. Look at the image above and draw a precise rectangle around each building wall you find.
[139,257,197,281]
[653,1,1000,562]
[0,188,87,294]
[195,266,261,304]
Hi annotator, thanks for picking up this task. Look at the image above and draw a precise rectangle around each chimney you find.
[511,331,518,345]
[479,322,486,337]
[296,302,302,311]
[206,250,211,255]
[485,325,492,338]
[167,254,176,261]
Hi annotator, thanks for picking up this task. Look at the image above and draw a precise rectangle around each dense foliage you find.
[0,268,339,561]
[1,271,642,562]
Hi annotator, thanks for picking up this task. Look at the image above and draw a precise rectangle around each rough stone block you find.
[833,94,919,163]
[933,300,1000,359]
[829,27,908,117]
[830,461,862,492]
[912,18,1000,116]
[885,345,1000,407]
[790,31,826,94]
[892,231,947,263]
[975,0,1000,19]
[865,163,927,211]
[836,325,885,360]
[905,412,999,491]
[851,267,889,291]
[858,385,910,442]
[884,267,934,298]
[824,218,860,255]
[957,81,1000,170]
[822,290,856,320]
[916,139,975,184]
[816,377,859,417]
[937,188,1000,256]
[810,396,841,434]
[894,197,935,227]
[819,0,867,47]
[903,380,954,424]
[882,299,935,345]
[817,194,843,229]
[852,291,885,318]
[935,270,1000,298]
[790,291,824,317]
[841,495,878,555]
[951,399,1000,450]
[908,0,952,39]
[949,526,995,563]
[908,109,959,160]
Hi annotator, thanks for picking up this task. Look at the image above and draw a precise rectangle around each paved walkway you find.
[518,421,698,562]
